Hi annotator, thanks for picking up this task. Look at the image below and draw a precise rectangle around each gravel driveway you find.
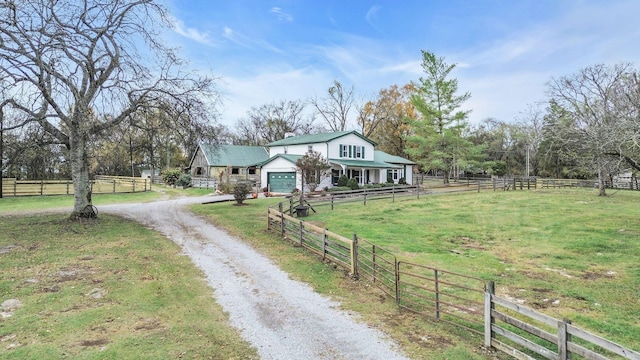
[102,196,409,360]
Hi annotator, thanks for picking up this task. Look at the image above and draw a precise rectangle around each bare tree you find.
[234,99,315,144]
[546,63,634,196]
[309,80,355,132]
[0,0,219,218]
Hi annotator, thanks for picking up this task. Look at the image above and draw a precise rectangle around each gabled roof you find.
[265,130,377,147]
[374,150,416,165]
[255,153,303,167]
[199,144,269,167]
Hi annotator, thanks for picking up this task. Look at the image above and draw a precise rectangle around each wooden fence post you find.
[66,180,70,195]
[395,260,400,303]
[434,269,440,319]
[322,230,327,261]
[493,178,496,192]
[40,179,44,195]
[477,182,481,193]
[299,221,304,246]
[364,193,367,206]
[392,185,395,203]
[417,185,420,200]
[558,319,572,360]
[113,179,116,193]
[280,211,285,236]
[484,280,495,348]
[266,208,270,230]
[289,197,294,216]
[351,233,359,278]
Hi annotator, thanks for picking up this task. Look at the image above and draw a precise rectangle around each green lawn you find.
[305,189,640,350]
[3,188,637,359]
[0,214,257,359]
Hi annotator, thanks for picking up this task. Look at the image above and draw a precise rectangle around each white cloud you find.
[365,5,382,32]
[172,18,214,45]
[270,7,293,22]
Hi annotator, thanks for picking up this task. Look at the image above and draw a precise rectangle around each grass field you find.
[0,185,213,214]
[193,189,640,357]
[305,188,640,351]
[192,197,494,359]
[3,187,637,359]
[0,214,258,359]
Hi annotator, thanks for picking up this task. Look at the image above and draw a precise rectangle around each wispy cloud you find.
[365,5,382,32]
[172,18,214,46]
[270,7,293,22]
[221,26,284,54]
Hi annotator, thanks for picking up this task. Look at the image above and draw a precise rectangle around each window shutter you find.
[361,146,365,159]
[339,144,343,158]
[349,145,352,158]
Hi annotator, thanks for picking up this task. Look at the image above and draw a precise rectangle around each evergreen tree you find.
[406,51,483,183]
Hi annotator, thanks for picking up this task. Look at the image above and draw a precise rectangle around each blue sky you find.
[165,0,640,129]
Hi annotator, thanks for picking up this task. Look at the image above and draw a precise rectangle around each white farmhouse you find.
[258,131,415,193]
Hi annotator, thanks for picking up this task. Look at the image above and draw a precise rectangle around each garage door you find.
[268,172,296,193]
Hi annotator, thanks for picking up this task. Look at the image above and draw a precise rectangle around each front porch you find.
[328,159,403,186]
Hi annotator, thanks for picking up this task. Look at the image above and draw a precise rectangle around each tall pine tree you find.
[406,51,482,183]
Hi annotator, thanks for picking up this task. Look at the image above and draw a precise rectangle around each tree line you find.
[1,0,638,218]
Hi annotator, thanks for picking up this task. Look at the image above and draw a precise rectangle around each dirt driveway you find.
[101,196,409,360]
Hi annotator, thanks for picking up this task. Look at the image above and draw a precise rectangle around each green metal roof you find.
[201,144,269,167]
[265,130,377,147]
[328,158,401,169]
[374,150,416,165]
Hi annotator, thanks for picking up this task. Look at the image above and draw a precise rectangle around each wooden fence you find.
[266,193,640,360]
[1,176,149,197]
[191,176,217,189]
[485,282,640,360]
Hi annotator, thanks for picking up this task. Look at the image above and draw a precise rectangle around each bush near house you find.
[176,173,192,187]
[337,175,348,187]
[346,178,359,190]
[233,182,251,205]
[162,168,182,186]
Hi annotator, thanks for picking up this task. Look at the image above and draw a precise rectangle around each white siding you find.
[260,157,301,191]
[326,135,374,160]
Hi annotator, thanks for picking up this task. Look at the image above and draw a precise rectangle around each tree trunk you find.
[69,129,94,219]
[597,168,607,197]
[443,169,450,184]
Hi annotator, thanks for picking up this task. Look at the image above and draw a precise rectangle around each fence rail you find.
[1,176,149,197]
[266,189,640,360]
[485,282,640,360]
[191,177,217,189]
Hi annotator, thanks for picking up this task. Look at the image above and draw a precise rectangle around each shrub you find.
[162,168,182,186]
[346,178,359,190]
[233,182,251,205]
[399,177,407,185]
[218,182,233,194]
[337,174,348,187]
[176,173,191,187]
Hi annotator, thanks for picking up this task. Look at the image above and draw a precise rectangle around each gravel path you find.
[101,196,409,360]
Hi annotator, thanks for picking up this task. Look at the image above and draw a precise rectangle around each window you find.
[341,144,348,157]
[355,146,362,159]
[231,168,240,175]
[248,168,256,175]
[195,167,203,175]
[390,169,404,182]
[308,145,313,153]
